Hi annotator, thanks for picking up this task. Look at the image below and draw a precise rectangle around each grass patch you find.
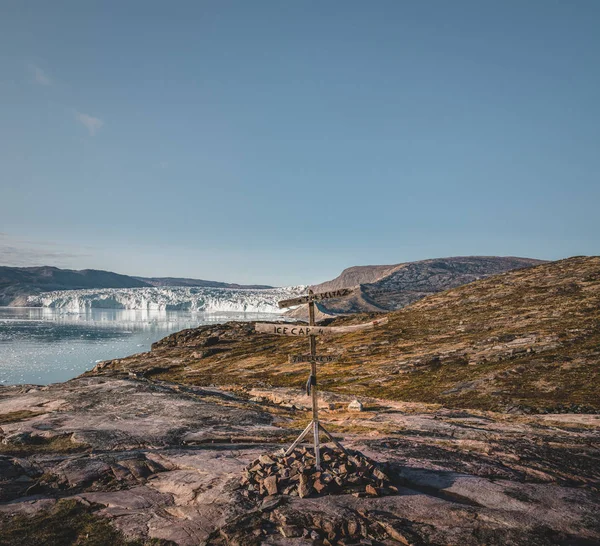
[0,434,87,456]
[0,410,44,424]
[0,499,172,546]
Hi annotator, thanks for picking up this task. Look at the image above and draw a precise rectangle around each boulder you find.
[348,399,364,412]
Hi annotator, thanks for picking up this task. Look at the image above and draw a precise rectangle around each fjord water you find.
[0,307,281,385]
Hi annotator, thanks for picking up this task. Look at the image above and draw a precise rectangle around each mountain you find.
[135,276,272,289]
[97,256,600,413]
[0,266,149,306]
[0,266,274,306]
[289,256,545,319]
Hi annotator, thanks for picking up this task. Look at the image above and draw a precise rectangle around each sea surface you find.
[0,307,282,385]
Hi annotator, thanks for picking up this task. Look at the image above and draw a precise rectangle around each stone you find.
[259,454,276,465]
[263,475,278,496]
[313,479,326,493]
[347,520,360,535]
[365,485,379,497]
[261,495,282,511]
[372,468,389,482]
[348,399,364,412]
[376,521,410,545]
[2,432,37,445]
[279,525,303,538]
[298,474,312,498]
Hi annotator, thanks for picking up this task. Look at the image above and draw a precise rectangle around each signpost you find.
[255,287,388,469]
[289,354,337,364]
[254,318,388,337]
[277,288,353,309]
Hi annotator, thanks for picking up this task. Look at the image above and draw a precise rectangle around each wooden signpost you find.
[254,318,388,337]
[255,287,388,470]
[277,288,353,309]
[289,354,336,364]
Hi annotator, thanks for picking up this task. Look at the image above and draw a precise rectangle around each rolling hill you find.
[95,256,600,413]
[135,276,272,289]
[289,256,544,319]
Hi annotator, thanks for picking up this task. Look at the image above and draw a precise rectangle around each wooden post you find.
[308,290,321,470]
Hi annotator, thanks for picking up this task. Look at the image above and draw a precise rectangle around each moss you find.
[0,410,43,424]
[0,434,87,456]
[0,499,173,546]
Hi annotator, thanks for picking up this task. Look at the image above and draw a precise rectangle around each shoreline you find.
[0,310,292,387]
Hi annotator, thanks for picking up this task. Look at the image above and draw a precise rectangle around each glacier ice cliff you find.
[27,286,306,313]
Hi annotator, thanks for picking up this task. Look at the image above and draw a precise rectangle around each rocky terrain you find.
[1,256,598,545]
[99,256,599,413]
[0,377,598,545]
[0,266,273,307]
[289,256,544,319]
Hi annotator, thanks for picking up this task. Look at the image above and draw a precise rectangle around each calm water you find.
[0,308,281,385]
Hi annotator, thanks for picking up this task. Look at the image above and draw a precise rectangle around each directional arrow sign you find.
[289,354,338,364]
[254,317,388,336]
[278,288,353,309]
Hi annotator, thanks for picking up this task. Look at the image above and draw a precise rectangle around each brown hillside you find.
[92,256,600,413]
[289,256,544,319]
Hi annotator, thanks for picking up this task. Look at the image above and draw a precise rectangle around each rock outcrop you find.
[0,377,598,545]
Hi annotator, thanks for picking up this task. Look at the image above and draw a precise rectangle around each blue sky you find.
[1,1,599,285]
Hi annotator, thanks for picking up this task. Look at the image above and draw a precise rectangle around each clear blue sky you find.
[1,1,599,285]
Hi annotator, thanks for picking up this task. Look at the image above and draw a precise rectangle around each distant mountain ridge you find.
[135,276,272,290]
[1,257,544,309]
[0,266,273,306]
[289,256,545,319]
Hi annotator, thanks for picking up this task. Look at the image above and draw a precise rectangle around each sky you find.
[1,1,599,286]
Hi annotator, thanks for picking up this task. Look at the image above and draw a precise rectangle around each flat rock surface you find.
[1,376,599,545]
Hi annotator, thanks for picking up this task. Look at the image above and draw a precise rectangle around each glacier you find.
[27,286,307,313]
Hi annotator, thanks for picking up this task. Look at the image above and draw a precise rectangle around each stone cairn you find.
[241,446,397,499]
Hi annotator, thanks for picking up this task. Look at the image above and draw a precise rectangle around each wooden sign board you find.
[255,317,388,337]
[278,288,353,309]
[289,354,337,364]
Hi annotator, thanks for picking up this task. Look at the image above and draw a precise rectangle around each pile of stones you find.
[241,445,397,499]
